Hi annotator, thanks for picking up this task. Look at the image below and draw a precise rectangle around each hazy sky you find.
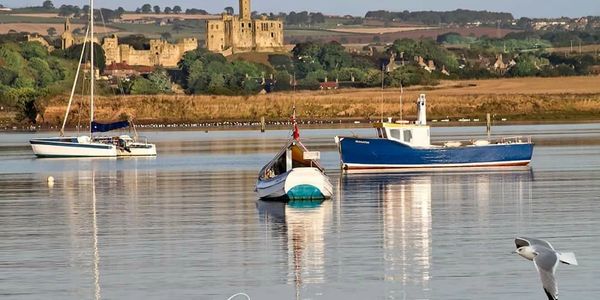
[7,0,600,18]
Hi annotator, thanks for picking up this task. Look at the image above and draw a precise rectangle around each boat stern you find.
[284,167,333,200]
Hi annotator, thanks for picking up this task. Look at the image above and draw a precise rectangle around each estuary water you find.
[1,124,600,299]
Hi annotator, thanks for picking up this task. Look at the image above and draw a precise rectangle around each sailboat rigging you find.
[30,0,156,157]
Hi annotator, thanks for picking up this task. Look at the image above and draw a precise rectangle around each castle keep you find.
[206,0,284,55]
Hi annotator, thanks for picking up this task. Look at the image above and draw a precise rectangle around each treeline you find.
[0,41,72,123]
[506,30,600,47]
[365,9,514,25]
[134,4,189,14]
[280,11,326,25]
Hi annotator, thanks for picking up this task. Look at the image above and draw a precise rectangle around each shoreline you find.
[6,118,600,133]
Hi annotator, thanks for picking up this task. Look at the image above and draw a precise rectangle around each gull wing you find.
[533,249,560,300]
[515,237,555,250]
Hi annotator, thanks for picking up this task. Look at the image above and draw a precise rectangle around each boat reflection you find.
[257,199,332,299]
[339,169,533,297]
[60,163,158,300]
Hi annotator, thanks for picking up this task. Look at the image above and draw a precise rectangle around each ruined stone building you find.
[60,18,198,68]
[206,0,284,55]
[101,35,197,68]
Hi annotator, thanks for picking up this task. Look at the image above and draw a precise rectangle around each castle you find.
[60,18,198,68]
[206,0,284,55]
[101,35,197,68]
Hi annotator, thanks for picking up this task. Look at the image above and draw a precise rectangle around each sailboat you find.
[255,108,333,200]
[30,1,156,158]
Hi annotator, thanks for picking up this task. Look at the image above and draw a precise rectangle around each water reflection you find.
[339,170,533,299]
[257,199,333,299]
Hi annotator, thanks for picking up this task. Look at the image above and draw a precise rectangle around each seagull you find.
[513,237,578,300]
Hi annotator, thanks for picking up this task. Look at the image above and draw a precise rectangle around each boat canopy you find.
[91,121,130,133]
[259,140,324,180]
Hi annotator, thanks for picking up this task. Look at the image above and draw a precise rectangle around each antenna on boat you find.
[292,73,299,140]
[399,72,403,122]
[380,66,384,123]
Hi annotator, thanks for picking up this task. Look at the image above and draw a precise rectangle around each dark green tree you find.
[42,0,54,9]
[141,4,152,13]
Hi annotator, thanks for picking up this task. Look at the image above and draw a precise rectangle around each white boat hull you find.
[30,137,117,157]
[116,143,157,156]
[256,167,333,200]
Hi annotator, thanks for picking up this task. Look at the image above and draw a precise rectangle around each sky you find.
[6,0,600,18]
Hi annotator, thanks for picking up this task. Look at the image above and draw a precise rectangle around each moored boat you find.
[256,109,333,200]
[335,94,534,171]
[29,4,156,158]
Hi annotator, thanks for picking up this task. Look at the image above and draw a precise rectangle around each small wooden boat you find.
[256,109,333,200]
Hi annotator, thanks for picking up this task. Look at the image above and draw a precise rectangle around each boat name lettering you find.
[355,140,370,144]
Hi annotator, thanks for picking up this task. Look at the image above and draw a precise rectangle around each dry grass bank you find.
[40,76,600,126]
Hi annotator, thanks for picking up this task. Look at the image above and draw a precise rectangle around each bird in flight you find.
[513,237,578,300]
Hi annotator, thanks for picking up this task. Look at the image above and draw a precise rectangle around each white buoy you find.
[47,176,55,187]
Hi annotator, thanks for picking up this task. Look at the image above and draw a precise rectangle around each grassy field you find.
[36,76,600,127]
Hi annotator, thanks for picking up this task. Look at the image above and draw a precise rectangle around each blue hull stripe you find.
[339,137,534,169]
[30,139,114,150]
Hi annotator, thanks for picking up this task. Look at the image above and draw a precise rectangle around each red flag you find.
[292,106,300,140]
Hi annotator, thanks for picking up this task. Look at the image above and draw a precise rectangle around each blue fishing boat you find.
[335,94,534,171]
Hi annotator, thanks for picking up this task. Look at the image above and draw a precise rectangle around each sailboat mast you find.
[89,0,94,136]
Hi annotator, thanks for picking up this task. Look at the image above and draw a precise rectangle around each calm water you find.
[1,124,600,299]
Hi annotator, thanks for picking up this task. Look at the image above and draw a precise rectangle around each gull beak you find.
[511,250,517,254]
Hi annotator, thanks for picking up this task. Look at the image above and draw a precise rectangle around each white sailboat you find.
[30,0,156,158]
[256,108,333,200]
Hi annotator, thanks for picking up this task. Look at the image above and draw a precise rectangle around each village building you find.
[206,0,284,55]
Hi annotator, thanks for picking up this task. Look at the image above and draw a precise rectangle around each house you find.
[319,80,339,90]
[102,62,155,78]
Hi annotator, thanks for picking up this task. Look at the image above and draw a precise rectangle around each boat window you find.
[403,130,412,143]
[376,128,383,138]
[389,129,401,140]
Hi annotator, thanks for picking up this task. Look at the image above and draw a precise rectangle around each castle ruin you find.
[61,18,198,68]
[101,35,197,68]
[206,0,284,55]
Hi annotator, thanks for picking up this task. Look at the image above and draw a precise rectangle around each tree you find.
[58,4,80,17]
[65,42,106,71]
[153,5,161,14]
[147,69,172,93]
[224,6,234,15]
[46,27,57,37]
[141,4,152,13]
[173,5,182,14]
[130,77,159,94]
[42,0,54,9]
[164,7,172,14]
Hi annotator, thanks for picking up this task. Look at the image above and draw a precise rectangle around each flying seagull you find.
[513,237,578,300]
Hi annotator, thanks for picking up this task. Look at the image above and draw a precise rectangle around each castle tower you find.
[239,0,251,20]
[61,18,74,49]
[64,17,72,31]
